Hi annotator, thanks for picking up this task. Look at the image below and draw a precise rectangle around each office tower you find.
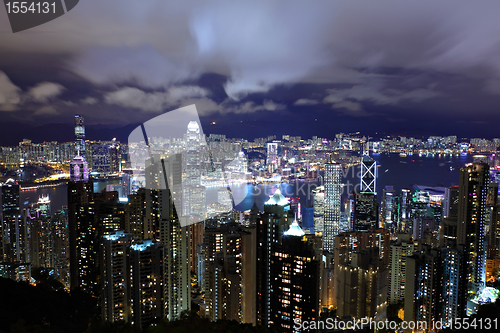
[100,231,134,323]
[75,114,85,157]
[388,234,416,304]
[70,155,89,182]
[360,149,377,193]
[266,142,278,172]
[353,192,378,232]
[203,222,256,323]
[91,143,112,174]
[129,240,165,331]
[381,186,398,229]
[269,221,320,332]
[399,189,412,232]
[312,186,324,234]
[323,162,341,252]
[109,139,121,173]
[256,189,292,327]
[182,123,207,219]
[186,121,202,186]
[457,162,489,295]
[1,179,26,263]
[334,229,390,320]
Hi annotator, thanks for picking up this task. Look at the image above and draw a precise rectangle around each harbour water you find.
[17,153,475,213]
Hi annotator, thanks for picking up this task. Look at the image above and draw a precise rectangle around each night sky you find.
[1,0,500,141]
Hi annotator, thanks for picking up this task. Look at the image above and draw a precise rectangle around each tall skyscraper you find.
[256,189,292,327]
[75,114,85,157]
[68,181,123,294]
[203,222,256,323]
[381,186,398,229]
[334,229,390,320]
[353,192,378,232]
[457,162,489,295]
[1,179,26,263]
[100,231,134,323]
[269,221,320,332]
[186,121,202,186]
[360,149,377,193]
[404,245,445,332]
[312,186,324,234]
[323,161,341,252]
[388,234,416,304]
[266,142,278,172]
[70,155,89,182]
[129,240,166,331]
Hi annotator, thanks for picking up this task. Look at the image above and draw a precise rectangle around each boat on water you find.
[400,153,407,157]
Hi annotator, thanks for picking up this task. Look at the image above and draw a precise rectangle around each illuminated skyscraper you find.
[381,186,398,229]
[203,222,256,323]
[312,186,324,234]
[100,231,134,323]
[70,155,89,182]
[186,121,202,186]
[334,229,390,320]
[269,221,320,331]
[360,149,377,194]
[266,142,278,172]
[353,192,378,232]
[1,179,26,263]
[68,181,123,294]
[129,240,166,331]
[323,161,341,252]
[256,189,292,327]
[457,162,489,295]
[75,114,85,157]
[388,234,416,304]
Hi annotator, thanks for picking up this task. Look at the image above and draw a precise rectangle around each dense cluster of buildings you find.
[0,115,499,332]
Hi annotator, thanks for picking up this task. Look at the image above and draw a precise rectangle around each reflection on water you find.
[16,153,475,213]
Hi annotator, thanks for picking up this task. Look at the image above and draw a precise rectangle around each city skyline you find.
[2,1,500,332]
[2,1,500,140]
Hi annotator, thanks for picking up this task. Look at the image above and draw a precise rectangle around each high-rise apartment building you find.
[203,222,256,323]
[388,234,416,304]
[269,222,320,332]
[457,163,489,295]
[256,189,292,327]
[100,231,134,323]
[1,179,26,263]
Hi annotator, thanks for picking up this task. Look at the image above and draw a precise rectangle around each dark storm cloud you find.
[1,0,500,127]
